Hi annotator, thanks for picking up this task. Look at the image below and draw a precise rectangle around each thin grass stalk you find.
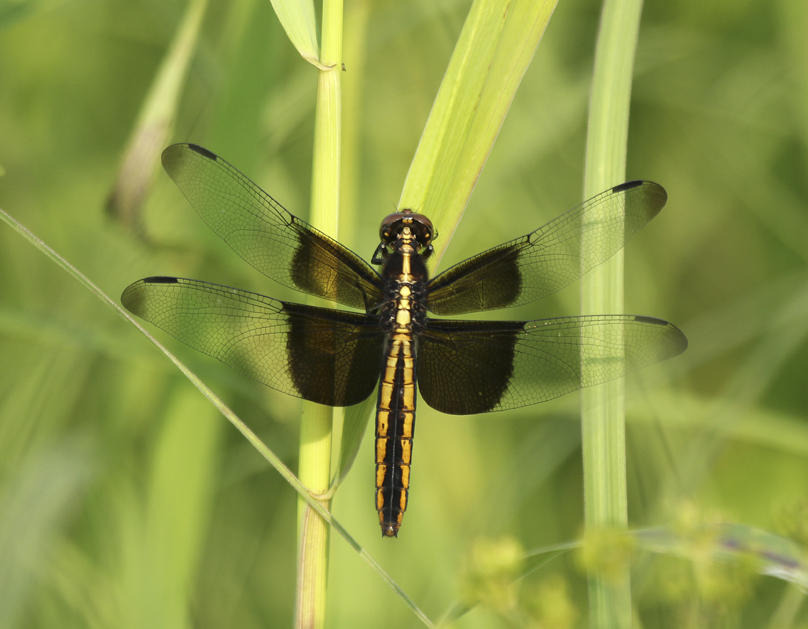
[294,0,343,626]
[581,0,644,626]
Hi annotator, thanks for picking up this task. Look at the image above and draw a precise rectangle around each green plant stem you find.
[294,0,343,627]
[581,0,644,627]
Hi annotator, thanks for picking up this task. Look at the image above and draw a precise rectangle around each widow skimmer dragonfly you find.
[122,144,687,537]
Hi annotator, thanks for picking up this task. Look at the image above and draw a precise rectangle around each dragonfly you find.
[122,144,687,537]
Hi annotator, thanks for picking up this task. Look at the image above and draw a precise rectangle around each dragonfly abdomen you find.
[375,333,417,537]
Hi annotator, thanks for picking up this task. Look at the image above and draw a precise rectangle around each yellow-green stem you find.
[295,0,343,627]
[581,0,643,627]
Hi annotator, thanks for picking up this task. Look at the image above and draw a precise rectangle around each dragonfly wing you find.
[162,144,385,311]
[122,277,384,406]
[426,181,667,315]
[418,314,686,415]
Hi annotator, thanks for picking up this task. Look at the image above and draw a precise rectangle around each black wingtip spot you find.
[186,144,218,161]
[142,276,179,284]
[633,315,666,325]
[612,180,644,193]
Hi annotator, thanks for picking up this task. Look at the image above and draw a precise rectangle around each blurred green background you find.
[2,0,808,626]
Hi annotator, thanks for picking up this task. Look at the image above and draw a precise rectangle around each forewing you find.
[418,314,687,415]
[425,181,667,315]
[162,144,385,311]
[122,277,384,407]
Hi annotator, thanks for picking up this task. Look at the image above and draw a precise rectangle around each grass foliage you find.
[1,0,808,626]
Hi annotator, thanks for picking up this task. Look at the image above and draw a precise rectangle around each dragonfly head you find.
[378,209,437,256]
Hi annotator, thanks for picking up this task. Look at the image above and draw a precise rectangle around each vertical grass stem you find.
[581,0,644,626]
[294,0,343,627]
